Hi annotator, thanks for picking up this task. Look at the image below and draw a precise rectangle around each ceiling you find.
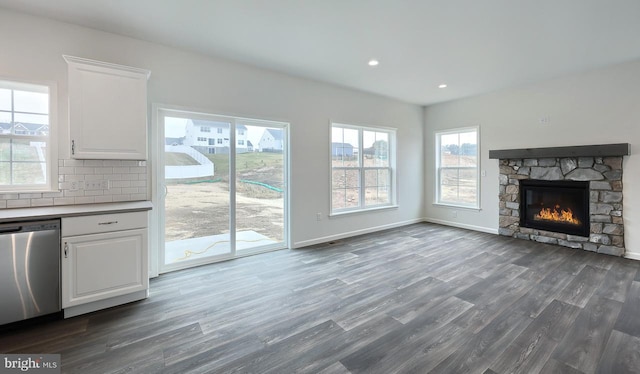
[1,0,640,105]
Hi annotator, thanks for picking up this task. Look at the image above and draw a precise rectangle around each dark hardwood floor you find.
[2,223,640,373]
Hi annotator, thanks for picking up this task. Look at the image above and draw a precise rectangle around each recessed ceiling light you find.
[368,59,379,67]
[438,84,447,88]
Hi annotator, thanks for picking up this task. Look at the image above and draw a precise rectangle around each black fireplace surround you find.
[519,179,590,237]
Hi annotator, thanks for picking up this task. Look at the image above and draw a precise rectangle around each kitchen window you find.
[331,123,396,214]
[435,126,479,208]
[0,79,57,192]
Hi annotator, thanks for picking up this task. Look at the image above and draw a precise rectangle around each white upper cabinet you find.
[64,55,150,160]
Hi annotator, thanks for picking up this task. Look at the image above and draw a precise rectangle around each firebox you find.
[519,179,590,237]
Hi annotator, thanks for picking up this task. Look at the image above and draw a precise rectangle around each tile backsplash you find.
[0,159,148,209]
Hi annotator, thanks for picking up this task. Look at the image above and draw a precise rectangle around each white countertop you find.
[0,201,153,223]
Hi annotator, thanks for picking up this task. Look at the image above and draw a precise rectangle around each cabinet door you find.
[62,229,148,308]
[65,55,150,160]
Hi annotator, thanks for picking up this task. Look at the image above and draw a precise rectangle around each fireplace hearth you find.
[520,180,590,237]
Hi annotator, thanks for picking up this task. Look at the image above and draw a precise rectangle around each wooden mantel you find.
[488,143,630,159]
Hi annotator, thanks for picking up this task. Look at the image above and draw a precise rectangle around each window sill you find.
[0,188,60,195]
[330,204,399,217]
[432,202,481,211]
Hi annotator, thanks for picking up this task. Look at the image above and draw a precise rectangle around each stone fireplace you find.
[489,144,630,256]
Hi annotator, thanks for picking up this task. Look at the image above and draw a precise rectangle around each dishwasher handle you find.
[0,226,22,234]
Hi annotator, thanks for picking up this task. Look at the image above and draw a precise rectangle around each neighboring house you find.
[331,142,354,158]
[183,119,248,154]
[0,122,49,135]
[258,128,283,152]
[247,140,254,152]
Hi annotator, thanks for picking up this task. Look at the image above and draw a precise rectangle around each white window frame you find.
[435,126,480,209]
[330,122,397,215]
[0,78,58,193]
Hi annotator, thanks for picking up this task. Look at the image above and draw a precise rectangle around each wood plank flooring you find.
[2,223,640,373]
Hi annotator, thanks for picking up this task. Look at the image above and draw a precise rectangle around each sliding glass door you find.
[156,108,288,273]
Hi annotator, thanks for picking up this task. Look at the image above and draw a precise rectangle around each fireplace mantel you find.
[489,143,630,160]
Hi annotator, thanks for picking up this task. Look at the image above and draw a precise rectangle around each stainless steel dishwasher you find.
[0,219,61,325]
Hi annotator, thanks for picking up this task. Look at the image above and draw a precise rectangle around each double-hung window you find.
[435,127,479,208]
[0,79,57,192]
[331,123,396,213]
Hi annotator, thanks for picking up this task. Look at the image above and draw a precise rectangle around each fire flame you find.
[534,205,580,225]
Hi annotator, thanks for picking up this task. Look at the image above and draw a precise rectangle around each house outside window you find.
[217,128,223,134]
[200,126,210,132]
[331,123,396,213]
[217,138,222,144]
[0,79,57,192]
[238,140,244,145]
[435,127,479,208]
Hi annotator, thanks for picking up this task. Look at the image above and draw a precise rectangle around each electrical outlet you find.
[481,170,487,177]
[70,180,85,190]
[539,115,551,125]
[316,213,322,221]
[85,180,110,190]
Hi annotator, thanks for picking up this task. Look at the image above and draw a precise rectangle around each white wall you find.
[424,60,640,259]
[0,9,424,246]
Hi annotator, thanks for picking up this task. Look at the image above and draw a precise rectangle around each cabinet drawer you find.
[62,211,147,236]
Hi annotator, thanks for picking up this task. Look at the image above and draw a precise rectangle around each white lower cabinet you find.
[61,211,149,316]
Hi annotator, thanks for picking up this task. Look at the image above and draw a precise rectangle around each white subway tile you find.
[54,197,75,206]
[65,175,85,181]
[30,198,54,207]
[7,199,30,208]
[122,187,138,194]
[64,159,84,167]
[95,167,114,175]
[19,193,43,199]
[111,181,131,188]
[131,180,147,187]
[84,174,104,181]
[112,195,132,202]
[113,167,130,174]
[103,188,122,196]
[83,160,104,167]
[130,193,147,201]
[138,174,148,180]
[129,166,146,174]
[59,166,75,174]
[75,167,95,174]
[43,191,64,198]
[103,160,124,166]
[0,194,19,200]
[74,196,95,204]
[84,190,104,196]
[122,161,138,167]
[64,190,85,197]
[94,195,114,203]
[0,200,7,209]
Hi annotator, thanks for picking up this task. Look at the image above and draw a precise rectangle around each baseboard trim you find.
[423,218,499,235]
[63,290,148,318]
[293,218,424,248]
[624,252,640,261]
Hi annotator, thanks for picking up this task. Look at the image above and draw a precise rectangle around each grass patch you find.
[165,152,199,166]
[206,152,283,180]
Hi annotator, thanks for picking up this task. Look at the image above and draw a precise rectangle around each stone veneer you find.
[498,156,624,256]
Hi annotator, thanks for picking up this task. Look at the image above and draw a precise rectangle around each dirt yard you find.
[164,181,284,243]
